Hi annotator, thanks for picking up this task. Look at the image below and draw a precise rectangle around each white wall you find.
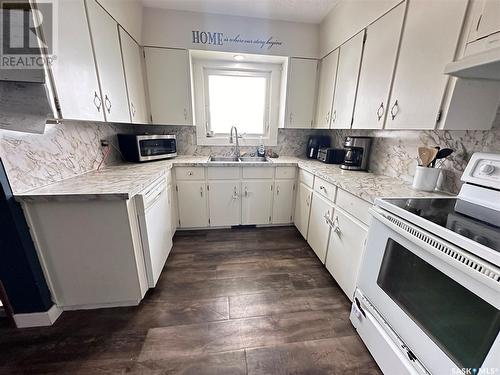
[319,0,402,57]
[142,8,319,58]
[97,0,143,42]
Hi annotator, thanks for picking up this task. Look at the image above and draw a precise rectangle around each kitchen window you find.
[192,55,284,146]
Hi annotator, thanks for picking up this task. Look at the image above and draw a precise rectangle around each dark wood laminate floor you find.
[0,226,381,374]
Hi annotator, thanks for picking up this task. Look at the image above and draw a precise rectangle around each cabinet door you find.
[144,47,193,125]
[273,180,295,224]
[119,27,149,124]
[386,0,468,130]
[241,181,273,225]
[325,209,368,301]
[294,182,312,239]
[352,3,405,129]
[471,0,500,42]
[331,31,365,129]
[167,184,177,236]
[176,182,209,228]
[285,58,318,128]
[208,181,241,226]
[307,193,333,264]
[51,0,104,121]
[314,49,339,128]
[86,0,130,123]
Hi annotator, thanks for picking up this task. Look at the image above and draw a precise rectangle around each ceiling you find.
[140,0,339,24]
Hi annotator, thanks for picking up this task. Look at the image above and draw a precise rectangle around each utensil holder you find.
[412,166,441,191]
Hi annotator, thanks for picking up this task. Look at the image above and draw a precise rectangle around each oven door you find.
[357,207,500,374]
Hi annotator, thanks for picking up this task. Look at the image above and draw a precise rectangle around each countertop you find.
[16,156,450,203]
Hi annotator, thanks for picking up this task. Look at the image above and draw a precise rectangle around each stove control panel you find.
[461,153,500,190]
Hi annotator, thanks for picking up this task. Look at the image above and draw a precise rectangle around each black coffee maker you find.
[341,136,373,171]
[306,135,330,159]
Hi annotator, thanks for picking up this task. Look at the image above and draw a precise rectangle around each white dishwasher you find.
[136,177,172,288]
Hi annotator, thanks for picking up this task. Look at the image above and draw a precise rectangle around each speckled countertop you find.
[16,156,450,202]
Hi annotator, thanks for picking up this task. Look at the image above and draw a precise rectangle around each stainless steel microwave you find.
[117,134,177,162]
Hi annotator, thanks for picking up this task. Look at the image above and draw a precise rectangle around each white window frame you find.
[192,59,282,146]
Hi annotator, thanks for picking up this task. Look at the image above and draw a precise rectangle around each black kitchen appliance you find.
[317,148,346,164]
[306,135,330,159]
[341,136,373,171]
[118,134,177,162]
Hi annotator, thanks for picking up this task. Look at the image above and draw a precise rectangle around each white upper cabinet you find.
[144,47,193,125]
[119,27,149,124]
[352,3,405,129]
[285,58,318,128]
[51,0,104,121]
[86,0,130,123]
[386,0,468,130]
[314,49,339,128]
[468,0,500,42]
[331,31,365,129]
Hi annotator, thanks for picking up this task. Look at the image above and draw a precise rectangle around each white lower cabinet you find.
[242,180,274,225]
[273,180,296,224]
[294,182,313,239]
[325,207,368,301]
[208,181,241,226]
[176,181,209,228]
[307,193,334,263]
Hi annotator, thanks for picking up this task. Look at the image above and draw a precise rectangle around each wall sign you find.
[192,30,283,50]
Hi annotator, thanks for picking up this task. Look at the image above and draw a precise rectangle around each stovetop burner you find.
[382,197,500,253]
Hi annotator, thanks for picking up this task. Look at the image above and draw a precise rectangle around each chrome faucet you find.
[229,126,240,157]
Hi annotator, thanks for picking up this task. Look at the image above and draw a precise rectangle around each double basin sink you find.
[209,156,269,163]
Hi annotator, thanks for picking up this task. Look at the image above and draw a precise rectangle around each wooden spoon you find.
[418,147,439,167]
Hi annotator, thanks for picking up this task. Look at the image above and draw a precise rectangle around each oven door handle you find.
[370,207,500,294]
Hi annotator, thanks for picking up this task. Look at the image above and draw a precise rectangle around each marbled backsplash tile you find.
[331,123,500,194]
[1,116,500,195]
[0,121,123,194]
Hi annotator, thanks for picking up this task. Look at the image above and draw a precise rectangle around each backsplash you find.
[1,115,499,195]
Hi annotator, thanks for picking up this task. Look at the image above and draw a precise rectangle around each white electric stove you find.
[351,153,500,375]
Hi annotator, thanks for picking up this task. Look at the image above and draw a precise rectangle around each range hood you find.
[445,46,500,80]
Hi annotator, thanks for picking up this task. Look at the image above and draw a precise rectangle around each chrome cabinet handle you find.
[289,112,293,124]
[326,110,330,123]
[319,186,326,192]
[332,109,337,123]
[244,187,248,197]
[390,100,399,120]
[232,186,239,200]
[187,171,193,176]
[276,185,280,195]
[93,91,102,112]
[184,108,188,120]
[131,102,136,117]
[323,210,331,225]
[200,186,203,197]
[104,94,112,114]
[377,102,384,121]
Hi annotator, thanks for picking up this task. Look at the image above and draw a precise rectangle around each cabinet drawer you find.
[298,169,314,188]
[275,167,297,179]
[175,167,205,180]
[207,167,240,180]
[335,188,372,225]
[242,167,274,179]
[313,177,336,203]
